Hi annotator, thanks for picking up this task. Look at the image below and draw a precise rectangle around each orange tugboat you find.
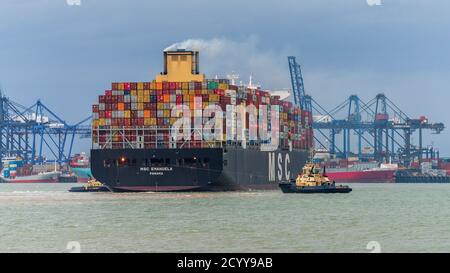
[279,163,352,194]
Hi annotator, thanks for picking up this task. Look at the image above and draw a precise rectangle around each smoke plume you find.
[164,37,291,90]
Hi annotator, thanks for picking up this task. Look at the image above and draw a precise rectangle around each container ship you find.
[396,160,450,183]
[0,157,61,183]
[90,49,313,192]
[325,162,398,183]
[69,153,92,182]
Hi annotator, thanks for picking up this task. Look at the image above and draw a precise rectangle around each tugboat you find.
[69,179,110,193]
[279,163,352,194]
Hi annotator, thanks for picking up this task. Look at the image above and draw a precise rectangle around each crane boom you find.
[288,56,306,109]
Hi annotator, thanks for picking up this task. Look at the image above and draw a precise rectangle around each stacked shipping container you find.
[92,80,314,150]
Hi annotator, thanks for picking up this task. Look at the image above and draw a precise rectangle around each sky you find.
[0,0,449,155]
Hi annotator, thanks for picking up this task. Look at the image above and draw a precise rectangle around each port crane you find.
[311,93,444,166]
[0,90,91,166]
[288,56,312,112]
[287,56,444,166]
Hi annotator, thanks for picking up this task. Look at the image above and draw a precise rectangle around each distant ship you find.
[325,162,398,183]
[69,153,92,182]
[0,157,61,183]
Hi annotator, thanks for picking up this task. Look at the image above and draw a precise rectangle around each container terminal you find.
[0,50,447,186]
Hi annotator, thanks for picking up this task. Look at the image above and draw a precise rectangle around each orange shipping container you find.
[163,94,170,103]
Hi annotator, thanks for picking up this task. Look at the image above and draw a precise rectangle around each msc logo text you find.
[268,153,291,182]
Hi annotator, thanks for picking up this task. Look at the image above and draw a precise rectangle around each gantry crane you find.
[0,90,91,166]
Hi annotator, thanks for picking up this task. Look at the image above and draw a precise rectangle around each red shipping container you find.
[92,105,99,113]
[130,82,137,90]
[144,82,151,89]
[105,90,112,96]
[105,111,112,118]
[117,95,124,103]
[99,95,106,104]
[123,82,131,90]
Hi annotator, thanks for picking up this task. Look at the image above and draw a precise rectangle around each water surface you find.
[0,183,449,253]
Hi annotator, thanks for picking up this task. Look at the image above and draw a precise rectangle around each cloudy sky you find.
[1,0,449,155]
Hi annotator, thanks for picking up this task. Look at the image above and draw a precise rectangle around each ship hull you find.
[0,171,61,183]
[326,170,395,183]
[91,147,309,192]
[71,167,92,183]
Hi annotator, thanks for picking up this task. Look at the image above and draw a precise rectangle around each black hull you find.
[279,183,352,194]
[395,176,450,183]
[395,170,450,183]
[69,186,110,193]
[91,147,309,192]
[58,176,78,183]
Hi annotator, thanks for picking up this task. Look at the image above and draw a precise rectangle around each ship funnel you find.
[157,50,204,82]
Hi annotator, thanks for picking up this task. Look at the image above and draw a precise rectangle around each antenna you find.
[226,72,239,85]
[247,75,261,90]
